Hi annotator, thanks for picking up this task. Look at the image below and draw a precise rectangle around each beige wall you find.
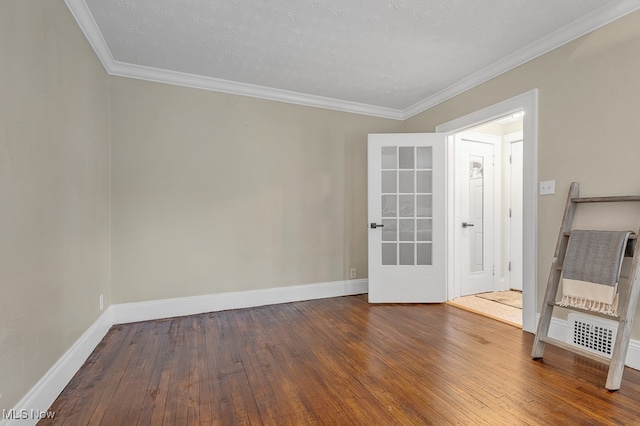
[109,77,402,303]
[5,0,640,413]
[0,0,110,412]
[1,0,401,409]
[405,11,640,334]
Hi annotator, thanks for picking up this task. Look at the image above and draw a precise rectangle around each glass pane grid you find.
[379,145,433,266]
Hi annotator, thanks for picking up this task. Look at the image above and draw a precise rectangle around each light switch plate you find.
[540,180,556,195]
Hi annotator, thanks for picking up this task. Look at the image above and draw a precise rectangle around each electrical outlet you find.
[99,294,104,311]
[539,180,555,195]
[349,268,357,279]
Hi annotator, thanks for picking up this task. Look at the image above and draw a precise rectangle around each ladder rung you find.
[561,231,636,257]
[545,301,621,321]
[539,336,611,364]
[572,196,640,203]
[562,231,637,239]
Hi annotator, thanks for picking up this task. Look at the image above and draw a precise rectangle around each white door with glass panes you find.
[368,133,446,303]
[455,136,496,296]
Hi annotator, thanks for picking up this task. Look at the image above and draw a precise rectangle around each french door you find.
[367,133,446,303]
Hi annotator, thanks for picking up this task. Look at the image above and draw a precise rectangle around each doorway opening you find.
[435,89,538,333]
[448,113,524,327]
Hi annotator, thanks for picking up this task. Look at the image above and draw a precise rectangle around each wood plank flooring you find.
[40,295,640,425]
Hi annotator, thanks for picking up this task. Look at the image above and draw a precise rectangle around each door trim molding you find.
[436,89,538,333]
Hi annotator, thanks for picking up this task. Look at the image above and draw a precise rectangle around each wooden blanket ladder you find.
[531,182,640,390]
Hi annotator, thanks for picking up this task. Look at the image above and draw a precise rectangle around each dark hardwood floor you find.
[40,295,640,425]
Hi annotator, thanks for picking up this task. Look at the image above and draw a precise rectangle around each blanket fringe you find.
[557,294,618,316]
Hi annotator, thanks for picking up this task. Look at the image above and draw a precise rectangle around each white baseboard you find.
[537,313,640,371]
[2,279,367,425]
[112,278,369,324]
[628,340,640,371]
[544,315,570,342]
[1,308,113,426]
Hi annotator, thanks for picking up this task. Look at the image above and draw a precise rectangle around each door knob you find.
[462,222,475,228]
[370,223,385,229]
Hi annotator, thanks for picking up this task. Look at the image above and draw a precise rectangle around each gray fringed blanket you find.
[558,230,631,315]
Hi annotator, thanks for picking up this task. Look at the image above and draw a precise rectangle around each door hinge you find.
[492,265,495,276]
[509,208,512,218]
[509,154,512,164]
[508,261,512,272]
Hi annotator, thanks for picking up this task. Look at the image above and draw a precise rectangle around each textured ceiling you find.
[75,0,634,116]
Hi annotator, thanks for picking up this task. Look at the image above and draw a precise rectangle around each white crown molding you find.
[66,0,640,121]
[108,61,405,120]
[64,0,116,72]
[63,0,402,120]
[402,0,640,119]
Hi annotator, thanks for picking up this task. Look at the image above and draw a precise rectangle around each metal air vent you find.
[567,313,618,357]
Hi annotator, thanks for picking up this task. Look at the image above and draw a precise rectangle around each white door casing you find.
[436,89,538,333]
[367,133,446,303]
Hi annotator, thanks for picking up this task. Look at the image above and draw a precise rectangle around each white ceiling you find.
[66,0,640,119]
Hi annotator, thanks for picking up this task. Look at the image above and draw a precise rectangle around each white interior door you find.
[456,135,496,296]
[508,138,524,291]
[367,133,446,303]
